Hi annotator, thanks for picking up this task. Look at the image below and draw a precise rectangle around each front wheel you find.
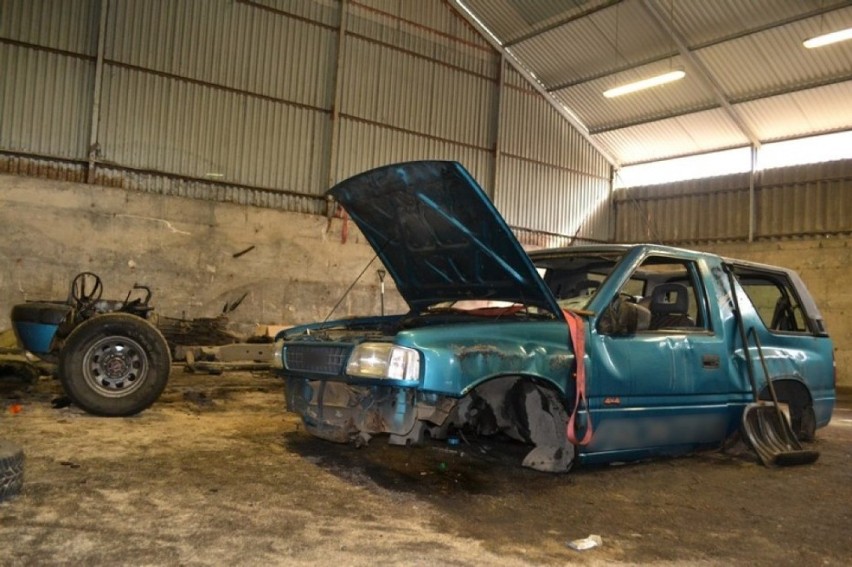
[59,313,171,416]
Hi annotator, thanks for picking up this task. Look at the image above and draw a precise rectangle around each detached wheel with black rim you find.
[59,313,171,417]
[0,440,24,502]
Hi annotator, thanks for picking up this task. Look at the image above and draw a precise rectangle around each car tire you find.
[59,313,172,417]
[793,405,817,443]
[0,440,24,502]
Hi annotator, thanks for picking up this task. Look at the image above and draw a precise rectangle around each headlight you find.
[346,343,420,381]
[271,338,285,369]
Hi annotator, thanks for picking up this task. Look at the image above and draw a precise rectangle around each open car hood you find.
[328,161,562,315]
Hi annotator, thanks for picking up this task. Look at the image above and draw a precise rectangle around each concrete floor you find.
[1,369,851,566]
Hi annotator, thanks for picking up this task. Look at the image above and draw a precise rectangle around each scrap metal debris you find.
[232,245,256,258]
[155,315,242,355]
[567,535,602,551]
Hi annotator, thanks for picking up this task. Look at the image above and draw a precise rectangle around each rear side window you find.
[735,270,808,333]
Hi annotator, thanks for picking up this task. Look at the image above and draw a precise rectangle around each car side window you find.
[599,256,710,334]
[735,270,807,333]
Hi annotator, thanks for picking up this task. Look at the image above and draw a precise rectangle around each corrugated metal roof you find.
[552,55,717,132]
[461,0,611,46]
[456,0,852,166]
[736,80,852,141]
[508,1,672,85]
[698,9,852,99]
[593,107,749,164]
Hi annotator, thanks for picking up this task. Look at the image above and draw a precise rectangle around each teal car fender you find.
[397,320,574,398]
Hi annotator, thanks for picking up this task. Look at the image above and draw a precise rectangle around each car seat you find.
[649,283,695,329]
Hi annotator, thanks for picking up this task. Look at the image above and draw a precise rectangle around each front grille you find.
[284,344,351,375]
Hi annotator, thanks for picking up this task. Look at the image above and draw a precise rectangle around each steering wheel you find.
[70,271,104,311]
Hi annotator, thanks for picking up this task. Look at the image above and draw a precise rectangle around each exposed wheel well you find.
[449,376,574,472]
[759,378,816,442]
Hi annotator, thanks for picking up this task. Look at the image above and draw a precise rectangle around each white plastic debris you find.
[567,534,602,551]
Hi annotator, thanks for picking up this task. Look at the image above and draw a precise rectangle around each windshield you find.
[531,252,625,311]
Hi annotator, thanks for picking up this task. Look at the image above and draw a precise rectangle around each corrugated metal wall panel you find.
[347,2,497,79]
[248,0,340,27]
[502,86,609,175]
[335,117,493,190]
[106,0,336,110]
[757,162,852,238]
[497,56,611,242]
[338,35,495,154]
[495,156,610,241]
[0,43,93,159]
[358,0,492,48]
[615,173,752,243]
[93,164,328,215]
[99,65,329,194]
[615,161,852,243]
[504,65,536,91]
[2,0,615,239]
[0,0,97,54]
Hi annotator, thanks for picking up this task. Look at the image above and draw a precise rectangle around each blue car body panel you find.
[275,161,835,469]
[13,321,61,354]
[10,302,71,355]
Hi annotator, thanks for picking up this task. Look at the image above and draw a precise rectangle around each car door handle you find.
[702,354,720,369]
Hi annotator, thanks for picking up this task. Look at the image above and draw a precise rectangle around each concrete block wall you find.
[3,173,849,397]
[702,238,851,393]
[0,174,405,337]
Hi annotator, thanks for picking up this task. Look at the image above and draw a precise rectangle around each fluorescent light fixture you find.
[803,27,852,48]
[603,70,685,98]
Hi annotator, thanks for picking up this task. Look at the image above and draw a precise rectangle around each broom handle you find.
[724,265,761,400]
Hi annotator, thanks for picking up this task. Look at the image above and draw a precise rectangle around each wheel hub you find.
[102,352,131,379]
[82,336,149,397]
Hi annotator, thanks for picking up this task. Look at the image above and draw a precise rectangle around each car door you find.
[581,254,740,461]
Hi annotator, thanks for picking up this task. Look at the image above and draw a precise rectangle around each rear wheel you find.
[59,313,171,416]
[759,380,816,443]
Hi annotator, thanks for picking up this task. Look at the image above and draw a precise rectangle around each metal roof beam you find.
[587,74,852,134]
[549,2,849,93]
[639,0,761,148]
[588,103,721,135]
[503,0,622,48]
[451,0,619,166]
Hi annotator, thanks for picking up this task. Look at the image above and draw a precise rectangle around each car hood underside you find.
[328,161,561,315]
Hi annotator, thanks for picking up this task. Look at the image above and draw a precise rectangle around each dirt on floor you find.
[1,368,851,566]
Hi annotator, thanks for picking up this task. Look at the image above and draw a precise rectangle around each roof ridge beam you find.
[639,0,760,148]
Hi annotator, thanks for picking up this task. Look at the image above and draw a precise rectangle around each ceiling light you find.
[603,70,685,98]
[803,27,852,48]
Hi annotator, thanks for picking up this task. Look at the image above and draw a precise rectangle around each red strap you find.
[564,310,593,446]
